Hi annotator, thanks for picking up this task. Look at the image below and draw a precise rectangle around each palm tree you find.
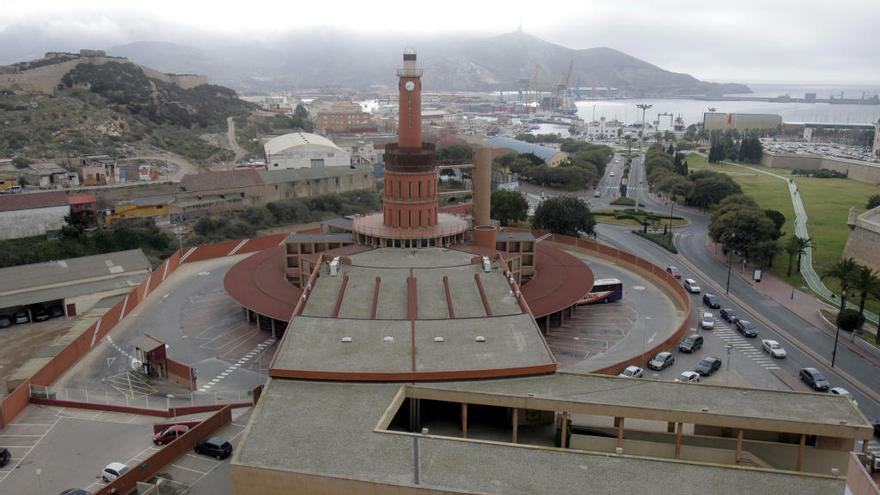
[784,235,812,278]
[795,236,812,273]
[823,258,860,315]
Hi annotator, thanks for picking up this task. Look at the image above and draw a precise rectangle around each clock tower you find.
[398,48,422,149]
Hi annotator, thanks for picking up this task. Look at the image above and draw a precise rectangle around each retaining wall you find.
[96,405,233,495]
[545,234,693,375]
[762,153,880,185]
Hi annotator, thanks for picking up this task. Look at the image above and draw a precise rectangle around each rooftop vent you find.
[329,256,341,277]
[481,256,491,273]
[340,337,352,343]
[383,336,394,343]
[475,336,486,343]
[433,336,445,343]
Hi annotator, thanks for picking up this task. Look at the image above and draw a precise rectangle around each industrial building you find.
[263,132,351,170]
[0,249,151,319]
[703,112,782,131]
[223,49,873,495]
[0,191,69,240]
[315,102,377,134]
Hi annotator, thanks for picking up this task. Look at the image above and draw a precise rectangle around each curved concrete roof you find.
[264,132,343,155]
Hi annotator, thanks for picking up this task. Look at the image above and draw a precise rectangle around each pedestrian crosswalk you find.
[709,322,782,370]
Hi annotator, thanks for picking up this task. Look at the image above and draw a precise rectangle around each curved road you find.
[602,152,880,419]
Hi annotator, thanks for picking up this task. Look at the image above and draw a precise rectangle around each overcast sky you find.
[2,0,878,83]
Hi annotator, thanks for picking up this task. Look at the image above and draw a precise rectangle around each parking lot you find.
[0,315,74,392]
[0,403,248,494]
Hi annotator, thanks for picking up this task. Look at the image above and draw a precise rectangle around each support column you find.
[560,412,569,449]
[560,309,565,327]
[544,316,550,334]
[617,417,625,448]
[257,315,262,331]
[674,422,683,459]
[735,429,744,464]
[271,319,277,338]
[409,398,421,433]
[461,403,468,439]
[512,408,519,444]
[795,434,806,472]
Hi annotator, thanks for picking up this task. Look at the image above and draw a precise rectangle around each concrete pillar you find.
[473,147,492,226]
[735,429,744,464]
[461,403,468,439]
[560,412,569,449]
[617,417,625,448]
[796,434,806,471]
[675,422,683,459]
[409,398,421,433]
[512,408,519,444]
[560,309,565,327]
[272,319,278,338]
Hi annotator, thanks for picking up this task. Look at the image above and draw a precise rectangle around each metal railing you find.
[29,384,252,410]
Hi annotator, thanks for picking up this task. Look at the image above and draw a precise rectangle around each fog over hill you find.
[105,30,749,96]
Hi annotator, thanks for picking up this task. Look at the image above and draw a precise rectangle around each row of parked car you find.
[0,304,65,328]
[54,426,234,492]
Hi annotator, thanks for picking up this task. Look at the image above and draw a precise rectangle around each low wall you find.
[762,153,880,185]
[167,357,196,391]
[97,405,233,495]
[29,396,252,418]
[847,454,880,495]
[545,234,693,375]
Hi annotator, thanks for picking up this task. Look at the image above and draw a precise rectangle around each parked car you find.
[735,319,758,338]
[700,312,715,330]
[101,462,129,482]
[719,308,738,323]
[666,266,682,279]
[12,310,29,324]
[30,305,49,322]
[593,190,601,198]
[678,334,704,353]
[683,278,701,294]
[59,490,90,495]
[695,357,722,376]
[675,371,701,383]
[761,339,787,358]
[0,447,10,468]
[153,424,190,445]
[799,368,830,391]
[648,351,675,371]
[0,314,12,329]
[830,387,857,405]
[48,305,65,318]
[702,293,720,309]
[194,437,233,460]
[618,365,644,378]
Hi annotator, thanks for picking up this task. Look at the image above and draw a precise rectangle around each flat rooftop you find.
[270,247,556,380]
[0,249,151,309]
[234,375,860,495]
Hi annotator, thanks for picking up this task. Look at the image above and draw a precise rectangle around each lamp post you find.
[831,290,849,368]
[725,247,734,295]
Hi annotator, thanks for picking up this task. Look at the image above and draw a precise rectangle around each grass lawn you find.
[685,153,880,312]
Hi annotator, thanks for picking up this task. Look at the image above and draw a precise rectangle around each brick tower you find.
[382,49,439,229]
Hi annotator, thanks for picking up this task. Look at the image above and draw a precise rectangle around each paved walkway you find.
[724,161,879,327]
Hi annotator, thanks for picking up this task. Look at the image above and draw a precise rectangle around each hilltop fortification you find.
[0,49,208,94]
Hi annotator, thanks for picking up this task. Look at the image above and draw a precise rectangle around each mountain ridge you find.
[107,30,750,96]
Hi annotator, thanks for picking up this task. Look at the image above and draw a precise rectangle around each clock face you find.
[405,81,415,91]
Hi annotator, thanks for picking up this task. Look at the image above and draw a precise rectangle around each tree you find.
[867,194,880,210]
[490,190,528,227]
[532,197,595,237]
[823,258,860,330]
[748,239,781,269]
[708,143,723,163]
[709,207,778,260]
[687,175,742,207]
[851,265,879,329]
[784,235,811,278]
[656,175,694,199]
[837,309,864,333]
[764,209,786,239]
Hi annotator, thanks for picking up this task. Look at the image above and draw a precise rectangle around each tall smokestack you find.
[473,147,492,227]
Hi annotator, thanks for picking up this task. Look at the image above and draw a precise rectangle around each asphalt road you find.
[601,152,880,419]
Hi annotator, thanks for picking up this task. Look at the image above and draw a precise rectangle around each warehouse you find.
[263,132,351,170]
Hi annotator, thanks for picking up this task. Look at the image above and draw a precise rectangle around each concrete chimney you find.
[473,146,492,227]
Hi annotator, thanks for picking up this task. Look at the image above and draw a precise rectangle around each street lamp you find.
[831,290,850,368]
[725,343,733,385]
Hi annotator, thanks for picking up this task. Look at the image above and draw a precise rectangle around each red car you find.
[153,424,189,445]
[666,266,682,279]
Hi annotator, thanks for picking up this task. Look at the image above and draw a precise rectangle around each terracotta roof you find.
[179,169,263,193]
[521,244,595,318]
[67,194,96,205]
[0,191,69,213]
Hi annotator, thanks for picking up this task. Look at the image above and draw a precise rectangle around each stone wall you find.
[0,205,70,239]
[762,153,880,185]
[843,208,880,272]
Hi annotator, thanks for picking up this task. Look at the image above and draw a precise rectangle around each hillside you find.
[109,31,749,96]
[0,60,255,162]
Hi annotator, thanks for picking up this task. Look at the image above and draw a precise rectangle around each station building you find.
[226,50,873,495]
